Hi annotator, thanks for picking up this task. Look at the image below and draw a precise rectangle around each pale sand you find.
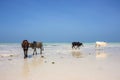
[0,49,120,80]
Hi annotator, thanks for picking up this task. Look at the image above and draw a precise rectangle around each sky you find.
[0,0,120,43]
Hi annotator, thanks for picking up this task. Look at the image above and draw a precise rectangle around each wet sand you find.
[0,46,120,80]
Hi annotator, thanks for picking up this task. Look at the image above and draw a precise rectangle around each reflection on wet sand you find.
[71,50,83,58]
[22,59,30,79]
[31,55,44,68]
[96,50,107,58]
[22,55,44,78]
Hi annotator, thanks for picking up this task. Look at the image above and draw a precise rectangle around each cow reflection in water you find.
[71,50,83,58]
[22,59,30,78]
[31,56,44,68]
[95,49,107,58]
[22,56,44,77]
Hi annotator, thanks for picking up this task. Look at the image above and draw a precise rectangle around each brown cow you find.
[21,40,29,58]
[29,41,44,55]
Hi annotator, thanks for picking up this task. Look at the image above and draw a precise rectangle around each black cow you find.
[72,42,83,49]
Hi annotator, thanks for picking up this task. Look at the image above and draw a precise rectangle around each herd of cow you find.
[21,40,107,59]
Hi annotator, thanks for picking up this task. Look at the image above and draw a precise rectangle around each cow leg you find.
[78,46,80,49]
[33,48,35,55]
[25,51,28,58]
[35,48,37,55]
[74,45,78,49]
[75,46,77,49]
[40,48,42,54]
[72,45,75,49]
[24,49,28,59]
[33,48,37,55]
[33,49,34,55]
[24,52,26,58]
[72,45,74,49]
[33,52,34,55]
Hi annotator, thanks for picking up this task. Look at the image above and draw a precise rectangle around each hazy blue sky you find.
[0,0,120,43]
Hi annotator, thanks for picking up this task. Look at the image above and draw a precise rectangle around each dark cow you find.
[21,40,29,58]
[29,41,44,55]
[72,42,83,49]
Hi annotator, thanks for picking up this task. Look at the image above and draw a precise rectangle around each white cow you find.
[95,41,107,49]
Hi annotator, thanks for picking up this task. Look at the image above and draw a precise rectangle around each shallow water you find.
[0,42,120,59]
[0,42,120,80]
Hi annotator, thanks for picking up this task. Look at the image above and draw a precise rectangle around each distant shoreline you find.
[0,42,120,44]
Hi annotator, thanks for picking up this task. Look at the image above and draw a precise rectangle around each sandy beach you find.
[0,43,120,80]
